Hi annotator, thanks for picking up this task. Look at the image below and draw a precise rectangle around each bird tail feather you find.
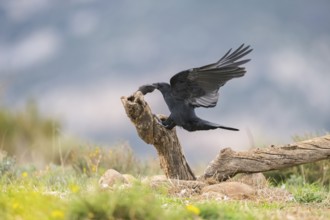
[217,125,239,131]
[207,121,239,131]
[188,119,239,131]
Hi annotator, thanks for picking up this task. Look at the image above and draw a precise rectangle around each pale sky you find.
[1,0,330,164]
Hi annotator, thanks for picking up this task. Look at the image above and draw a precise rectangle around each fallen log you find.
[201,136,330,182]
[121,91,330,182]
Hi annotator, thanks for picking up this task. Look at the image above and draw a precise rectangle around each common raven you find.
[138,44,252,132]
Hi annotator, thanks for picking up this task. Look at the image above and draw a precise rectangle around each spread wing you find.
[170,44,252,108]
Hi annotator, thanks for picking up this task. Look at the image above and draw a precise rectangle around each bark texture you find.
[121,91,196,180]
[201,135,330,182]
[121,91,330,182]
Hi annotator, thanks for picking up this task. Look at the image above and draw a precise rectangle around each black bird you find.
[138,44,252,132]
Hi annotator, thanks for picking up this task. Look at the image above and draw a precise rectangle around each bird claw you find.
[163,124,175,130]
[153,114,165,126]
[153,115,175,130]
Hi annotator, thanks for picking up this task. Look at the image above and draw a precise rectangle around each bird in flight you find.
[138,44,252,132]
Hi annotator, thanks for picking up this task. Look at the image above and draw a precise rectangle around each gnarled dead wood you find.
[201,135,330,182]
[121,91,330,183]
[121,91,195,180]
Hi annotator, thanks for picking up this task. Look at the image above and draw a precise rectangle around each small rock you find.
[200,191,227,201]
[142,175,170,190]
[99,169,128,188]
[149,175,167,181]
[141,175,167,184]
[234,173,268,188]
[122,174,137,183]
[201,182,255,199]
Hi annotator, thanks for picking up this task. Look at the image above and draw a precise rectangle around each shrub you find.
[69,143,161,177]
[0,101,63,166]
[0,150,16,177]
[291,184,327,203]
[67,184,186,220]
[0,102,161,176]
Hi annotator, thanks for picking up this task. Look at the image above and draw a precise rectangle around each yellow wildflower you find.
[12,202,20,210]
[91,165,97,172]
[70,184,80,193]
[186,204,200,215]
[51,210,64,219]
[12,202,23,213]
[21,172,28,178]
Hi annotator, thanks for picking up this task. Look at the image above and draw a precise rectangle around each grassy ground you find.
[0,163,329,220]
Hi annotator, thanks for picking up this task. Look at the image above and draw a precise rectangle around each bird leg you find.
[153,114,176,130]
[153,114,164,125]
[161,117,176,130]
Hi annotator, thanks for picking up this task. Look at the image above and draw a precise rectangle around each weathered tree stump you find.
[121,91,195,180]
[121,91,330,182]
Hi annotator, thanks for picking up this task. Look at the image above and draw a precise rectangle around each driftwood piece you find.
[121,91,195,180]
[201,135,330,182]
[121,91,330,182]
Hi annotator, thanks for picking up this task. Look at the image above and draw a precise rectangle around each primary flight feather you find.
[138,44,252,132]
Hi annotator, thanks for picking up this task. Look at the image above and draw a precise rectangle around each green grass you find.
[0,169,188,220]
[0,164,329,220]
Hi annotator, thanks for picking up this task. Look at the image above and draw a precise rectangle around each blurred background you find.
[1,0,330,166]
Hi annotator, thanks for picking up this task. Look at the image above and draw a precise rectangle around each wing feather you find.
[170,44,252,108]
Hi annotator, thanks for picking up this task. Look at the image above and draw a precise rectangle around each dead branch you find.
[201,135,330,182]
[121,91,195,180]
